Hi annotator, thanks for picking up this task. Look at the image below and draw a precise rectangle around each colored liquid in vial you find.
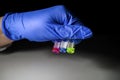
[67,41,75,54]
[52,41,60,54]
[60,40,69,53]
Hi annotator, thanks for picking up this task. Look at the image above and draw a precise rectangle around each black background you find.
[0,0,119,36]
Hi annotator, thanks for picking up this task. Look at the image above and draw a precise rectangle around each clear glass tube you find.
[67,40,75,54]
[60,40,69,53]
[52,41,61,54]
[53,41,60,48]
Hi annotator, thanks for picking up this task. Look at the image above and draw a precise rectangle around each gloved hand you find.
[2,5,92,44]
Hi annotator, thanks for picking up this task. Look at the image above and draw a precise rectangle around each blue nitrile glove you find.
[2,5,92,44]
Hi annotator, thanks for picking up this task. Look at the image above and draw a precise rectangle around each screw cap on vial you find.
[60,48,66,53]
[52,48,60,54]
[67,47,75,54]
